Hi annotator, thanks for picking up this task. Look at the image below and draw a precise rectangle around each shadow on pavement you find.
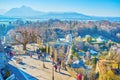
[44,67,49,69]
[59,72,71,77]
[32,58,38,60]
[44,60,51,62]
[19,62,26,65]
[7,63,38,80]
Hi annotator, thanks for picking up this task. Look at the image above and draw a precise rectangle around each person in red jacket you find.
[54,64,57,72]
[77,73,82,80]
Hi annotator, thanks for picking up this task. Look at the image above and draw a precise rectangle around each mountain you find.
[4,5,91,18]
[3,5,120,21]
[4,5,44,17]
[42,12,91,19]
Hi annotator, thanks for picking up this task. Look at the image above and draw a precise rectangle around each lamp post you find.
[46,43,48,54]
[43,58,45,68]
[51,52,55,80]
[52,60,54,80]
[43,52,45,68]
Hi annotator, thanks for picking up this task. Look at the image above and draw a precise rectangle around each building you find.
[65,34,72,44]
[57,34,72,45]
[57,38,65,43]
[109,45,118,57]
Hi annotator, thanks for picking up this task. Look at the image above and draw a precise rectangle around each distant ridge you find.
[4,5,44,17]
[3,5,120,21]
[4,5,90,18]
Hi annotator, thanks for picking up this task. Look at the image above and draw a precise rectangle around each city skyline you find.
[0,0,120,17]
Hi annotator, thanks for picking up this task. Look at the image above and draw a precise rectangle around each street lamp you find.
[51,52,54,80]
[52,62,54,80]
[42,52,45,68]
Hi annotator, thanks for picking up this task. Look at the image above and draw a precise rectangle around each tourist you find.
[38,54,40,60]
[57,58,61,72]
[54,63,57,72]
[77,73,82,80]
[44,53,46,60]
[40,53,42,60]
[12,51,15,56]
[42,53,44,60]
[51,53,54,64]
[10,51,13,58]
[30,52,32,58]
[36,48,39,54]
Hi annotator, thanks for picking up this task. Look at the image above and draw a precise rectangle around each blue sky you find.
[0,0,120,16]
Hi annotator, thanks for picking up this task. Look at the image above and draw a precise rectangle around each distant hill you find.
[4,6,90,19]
[3,5,120,21]
[4,5,44,17]
[41,12,91,19]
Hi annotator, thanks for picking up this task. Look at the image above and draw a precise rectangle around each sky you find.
[0,0,120,17]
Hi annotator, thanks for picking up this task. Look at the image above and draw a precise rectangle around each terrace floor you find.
[9,55,75,80]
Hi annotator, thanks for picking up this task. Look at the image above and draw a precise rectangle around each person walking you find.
[57,58,61,72]
[51,53,54,64]
[44,53,46,60]
[42,53,44,60]
[36,48,40,55]
[77,73,82,80]
[10,51,13,58]
[40,53,42,60]
[54,63,57,72]
[30,52,32,58]
[38,54,40,59]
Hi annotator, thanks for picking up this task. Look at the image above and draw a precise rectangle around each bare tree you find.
[12,27,39,50]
